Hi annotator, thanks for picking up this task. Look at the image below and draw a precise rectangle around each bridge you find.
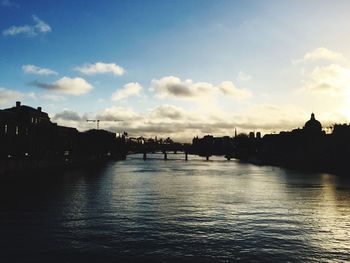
[126,141,237,161]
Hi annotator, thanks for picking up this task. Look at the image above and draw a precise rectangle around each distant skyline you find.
[1,0,350,141]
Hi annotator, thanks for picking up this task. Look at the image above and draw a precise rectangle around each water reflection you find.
[0,155,349,262]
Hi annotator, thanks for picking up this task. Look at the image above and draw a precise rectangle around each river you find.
[0,154,349,262]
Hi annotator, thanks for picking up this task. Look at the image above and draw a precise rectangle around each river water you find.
[0,154,349,262]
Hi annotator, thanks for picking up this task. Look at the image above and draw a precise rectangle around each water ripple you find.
[0,155,349,262]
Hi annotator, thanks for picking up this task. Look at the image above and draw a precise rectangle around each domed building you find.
[303,113,323,135]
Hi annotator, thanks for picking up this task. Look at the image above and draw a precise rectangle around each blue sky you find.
[1,0,350,140]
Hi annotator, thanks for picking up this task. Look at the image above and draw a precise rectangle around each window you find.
[16,126,19,135]
[31,117,34,123]
[4,124,7,134]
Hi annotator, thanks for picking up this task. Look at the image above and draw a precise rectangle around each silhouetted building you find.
[0,102,80,158]
[256,132,261,139]
[0,102,127,167]
[0,109,15,136]
[192,135,237,157]
[77,129,117,159]
[254,113,348,171]
[332,124,350,137]
[1,101,50,137]
[6,101,50,125]
[303,113,323,135]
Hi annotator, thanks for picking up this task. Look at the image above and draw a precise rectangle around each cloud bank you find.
[52,102,316,142]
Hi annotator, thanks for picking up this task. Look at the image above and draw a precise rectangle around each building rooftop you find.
[4,101,50,120]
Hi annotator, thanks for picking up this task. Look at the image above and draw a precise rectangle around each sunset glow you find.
[1,0,350,141]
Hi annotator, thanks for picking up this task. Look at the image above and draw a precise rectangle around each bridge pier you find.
[206,155,209,161]
[185,152,188,161]
[143,152,147,161]
[164,151,167,160]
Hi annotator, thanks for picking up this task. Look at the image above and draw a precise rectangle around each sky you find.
[1,0,350,141]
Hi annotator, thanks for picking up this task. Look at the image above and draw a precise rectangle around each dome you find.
[303,113,322,134]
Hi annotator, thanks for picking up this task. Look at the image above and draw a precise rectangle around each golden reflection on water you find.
[310,173,350,251]
[53,154,350,261]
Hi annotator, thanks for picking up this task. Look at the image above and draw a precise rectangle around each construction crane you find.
[86,119,121,130]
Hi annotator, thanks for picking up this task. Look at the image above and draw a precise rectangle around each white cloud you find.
[111,82,142,101]
[0,87,34,105]
[238,71,252,81]
[150,76,215,99]
[150,76,251,100]
[301,64,350,96]
[295,62,350,122]
[294,47,344,64]
[2,15,51,37]
[31,77,93,95]
[22,64,58,75]
[75,62,125,76]
[218,81,252,99]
